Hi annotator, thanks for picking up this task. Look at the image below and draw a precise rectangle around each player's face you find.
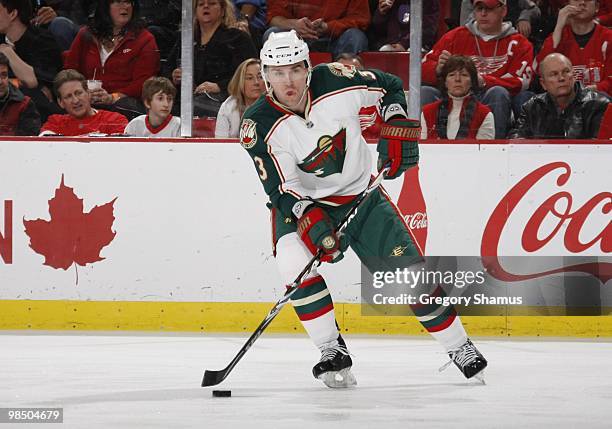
[445,68,472,97]
[474,2,506,34]
[58,80,94,119]
[568,0,598,20]
[109,0,134,29]
[266,63,309,109]
[243,63,264,103]
[0,64,9,98]
[146,91,174,121]
[540,57,576,100]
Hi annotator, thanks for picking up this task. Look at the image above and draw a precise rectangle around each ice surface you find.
[1,333,611,428]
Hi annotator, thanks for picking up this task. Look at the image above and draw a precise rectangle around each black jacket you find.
[0,84,41,136]
[0,26,62,88]
[509,83,610,139]
[165,26,258,92]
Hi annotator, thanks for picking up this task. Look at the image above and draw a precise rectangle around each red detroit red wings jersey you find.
[422,25,534,95]
[536,24,612,96]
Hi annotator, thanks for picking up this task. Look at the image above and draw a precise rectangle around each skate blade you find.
[472,370,486,385]
[317,367,357,388]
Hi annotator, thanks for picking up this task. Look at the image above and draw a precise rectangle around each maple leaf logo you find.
[23,175,117,271]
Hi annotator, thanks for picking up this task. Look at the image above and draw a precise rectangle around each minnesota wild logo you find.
[240,119,257,150]
[298,128,347,178]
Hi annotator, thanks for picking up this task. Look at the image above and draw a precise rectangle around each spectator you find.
[138,0,181,60]
[421,55,495,139]
[166,0,257,117]
[215,58,264,138]
[232,0,267,49]
[536,0,611,97]
[124,76,181,137]
[0,52,41,135]
[265,0,370,57]
[0,0,63,122]
[40,69,128,136]
[30,1,83,51]
[370,0,440,52]
[461,0,541,39]
[64,0,160,120]
[509,53,609,138]
[529,0,566,51]
[421,0,535,138]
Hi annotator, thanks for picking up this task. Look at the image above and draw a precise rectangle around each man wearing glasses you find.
[536,0,611,97]
[421,0,534,138]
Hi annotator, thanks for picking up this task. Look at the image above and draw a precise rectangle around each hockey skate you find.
[440,339,487,384]
[312,336,357,388]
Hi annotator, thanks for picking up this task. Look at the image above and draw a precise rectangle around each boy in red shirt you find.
[40,69,128,136]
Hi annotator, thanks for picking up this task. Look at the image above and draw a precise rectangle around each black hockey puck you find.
[212,390,231,397]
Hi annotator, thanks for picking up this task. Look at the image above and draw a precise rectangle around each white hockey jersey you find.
[124,114,181,137]
[240,63,407,218]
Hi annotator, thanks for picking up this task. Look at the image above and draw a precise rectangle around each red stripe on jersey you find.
[299,275,324,289]
[298,303,334,321]
[145,114,173,134]
[426,311,457,333]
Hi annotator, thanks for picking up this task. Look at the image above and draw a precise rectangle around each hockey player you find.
[240,30,487,388]
[124,77,181,137]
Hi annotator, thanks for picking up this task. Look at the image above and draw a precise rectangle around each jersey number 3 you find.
[254,156,268,181]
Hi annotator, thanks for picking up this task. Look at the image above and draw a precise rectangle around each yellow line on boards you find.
[0,300,611,337]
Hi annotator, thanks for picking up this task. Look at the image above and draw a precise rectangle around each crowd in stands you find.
[0,0,609,139]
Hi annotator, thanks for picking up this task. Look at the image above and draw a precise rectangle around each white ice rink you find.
[1,333,611,428]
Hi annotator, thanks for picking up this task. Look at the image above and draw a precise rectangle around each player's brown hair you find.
[141,76,176,104]
[53,69,88,99]
[437,55,480,95]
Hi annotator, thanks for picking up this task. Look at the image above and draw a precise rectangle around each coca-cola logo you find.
[481,161,611,283]
[404,212,428,230]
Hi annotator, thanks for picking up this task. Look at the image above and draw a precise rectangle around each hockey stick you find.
[201,165,391,387]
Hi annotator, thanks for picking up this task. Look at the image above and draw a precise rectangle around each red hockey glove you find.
[377,118,420,179]
[293,199,343,263]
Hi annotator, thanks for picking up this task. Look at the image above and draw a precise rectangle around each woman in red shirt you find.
[64,0,160,119]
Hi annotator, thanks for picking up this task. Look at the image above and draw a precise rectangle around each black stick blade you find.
[202,370,225,387]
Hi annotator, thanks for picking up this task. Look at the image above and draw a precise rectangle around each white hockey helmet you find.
[260,30,312,92]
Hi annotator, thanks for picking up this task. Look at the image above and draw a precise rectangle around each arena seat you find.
[309,52,332,66]
[192,117,217,138]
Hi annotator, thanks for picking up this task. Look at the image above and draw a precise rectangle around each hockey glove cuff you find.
[294,200,343,264]
[377,118,420,179]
